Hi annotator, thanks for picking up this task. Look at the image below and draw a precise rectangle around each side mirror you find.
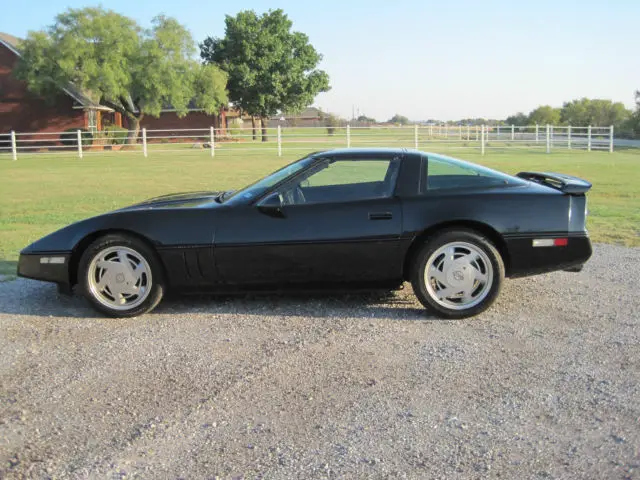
[257,192,284,218]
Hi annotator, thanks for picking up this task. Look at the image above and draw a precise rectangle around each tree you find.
[527,105,561,125]
[619,90,640,138]
[505,112,529,126]
[200,9,330,142]
[560,98,630,127]
[15,7,228,143]
[356,115,376,124]
[388,114,410,125]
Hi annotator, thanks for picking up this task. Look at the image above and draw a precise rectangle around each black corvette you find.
[18,148,592,318]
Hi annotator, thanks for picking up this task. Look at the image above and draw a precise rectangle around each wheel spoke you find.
[472,266,488,283]
[436,286,459,300]
[96,274,109,291]
[441,246,456,271]
[96,260,115,270]
[428,264,447,285]
[460,285,475,303]
[132,262,145,282]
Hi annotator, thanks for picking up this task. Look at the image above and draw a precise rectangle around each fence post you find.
[609,125,614,153]
[277,125,282,157]
[77,130,83,159]
[587,125,592,152]
[546,123,551,153]
[481,125,485,155]
[546,124,550,153]
[414,124,418,149]
[511,124,515,141]
[346,124,351,148]
[10,131,17,161]
[535,124,539,143]
[210,126,215,157]
[567,125,572,150]
[142,128,148,157]
[429,124,432,138]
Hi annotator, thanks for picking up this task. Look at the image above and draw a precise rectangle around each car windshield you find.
[222,155,317,203]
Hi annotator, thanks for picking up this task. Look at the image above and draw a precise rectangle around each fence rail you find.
[0,124,616,160]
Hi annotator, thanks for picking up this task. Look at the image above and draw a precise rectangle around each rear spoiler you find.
[516,171,592,194]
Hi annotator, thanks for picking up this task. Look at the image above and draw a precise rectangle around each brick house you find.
[0,32,112,141]
[0,32,231,144]
[268,107,324,128]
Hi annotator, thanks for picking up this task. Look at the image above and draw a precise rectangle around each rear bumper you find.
[505,234,592,278]
[17,253,71,285]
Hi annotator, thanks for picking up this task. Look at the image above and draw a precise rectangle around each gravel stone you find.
[0,243,638,479]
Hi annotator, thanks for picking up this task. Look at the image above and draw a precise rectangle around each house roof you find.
[0,32,21,55]
[0,31,113,111]
[272,106,323,120]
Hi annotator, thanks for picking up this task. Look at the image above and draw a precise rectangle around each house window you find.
[87,110,98,133]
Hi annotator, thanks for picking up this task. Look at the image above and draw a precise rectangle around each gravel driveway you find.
[1,244,638,479]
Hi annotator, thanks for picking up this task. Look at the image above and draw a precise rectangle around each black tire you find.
[410,229,505,319]
[78,234,165,317]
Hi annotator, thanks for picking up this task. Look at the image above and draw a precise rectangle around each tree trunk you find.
[261,117,268,142]
[251,117,257,141]
[126,113,143,145]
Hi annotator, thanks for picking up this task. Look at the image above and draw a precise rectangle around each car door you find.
[214,153,404,286]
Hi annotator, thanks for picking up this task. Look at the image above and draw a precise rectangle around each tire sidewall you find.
[78,234,164,317]
[411,229,505,319]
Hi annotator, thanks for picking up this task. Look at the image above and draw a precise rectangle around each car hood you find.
[118,191,224,210]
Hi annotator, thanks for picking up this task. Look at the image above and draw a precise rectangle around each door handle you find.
[369,212,393,220]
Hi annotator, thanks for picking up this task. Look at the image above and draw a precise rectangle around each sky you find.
[2,0,639,121]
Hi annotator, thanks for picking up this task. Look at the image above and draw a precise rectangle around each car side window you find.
[425,154,512,191]
[282,157,400,205]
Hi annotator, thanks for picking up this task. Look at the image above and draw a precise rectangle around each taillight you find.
[532,238,568,247]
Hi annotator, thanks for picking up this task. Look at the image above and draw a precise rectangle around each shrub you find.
[0,133,11,151]
[103,125,129,145]
[60,128,94,147]
[325,114,340,136]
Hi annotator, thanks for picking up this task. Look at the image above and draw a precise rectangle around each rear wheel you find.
[78,234,165,317]
[411,229,505,318]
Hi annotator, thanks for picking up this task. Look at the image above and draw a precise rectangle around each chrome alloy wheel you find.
[87,246,152,311]
[424,241,493,310]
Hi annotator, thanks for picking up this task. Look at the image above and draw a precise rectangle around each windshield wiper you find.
[216,190,234,203]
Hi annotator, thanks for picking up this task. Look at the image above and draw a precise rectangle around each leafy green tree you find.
[200,9,330,142]
[619,90,640,138]
[356,115,376,124]
[560,98,630,127]
[505,112,529,126]
[388,114,410,125]
[15,7,228,143]
[527,105,561,125]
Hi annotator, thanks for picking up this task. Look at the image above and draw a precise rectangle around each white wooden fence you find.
[0,124,615,160]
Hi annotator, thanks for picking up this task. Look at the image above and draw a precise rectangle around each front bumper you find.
[17,253,71,284]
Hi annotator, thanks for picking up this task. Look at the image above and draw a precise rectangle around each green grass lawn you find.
[1,145,638,276]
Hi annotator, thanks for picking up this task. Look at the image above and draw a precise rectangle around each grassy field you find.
[1,146,638,276]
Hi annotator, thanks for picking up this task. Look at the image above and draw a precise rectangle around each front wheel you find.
[78,234,165,317]
[411,229,505,319]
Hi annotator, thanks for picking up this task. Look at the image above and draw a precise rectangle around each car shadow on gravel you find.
[156,289,433,321]
[0,279,434,321]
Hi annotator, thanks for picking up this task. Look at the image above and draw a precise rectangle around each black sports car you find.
[18,148,592,318]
